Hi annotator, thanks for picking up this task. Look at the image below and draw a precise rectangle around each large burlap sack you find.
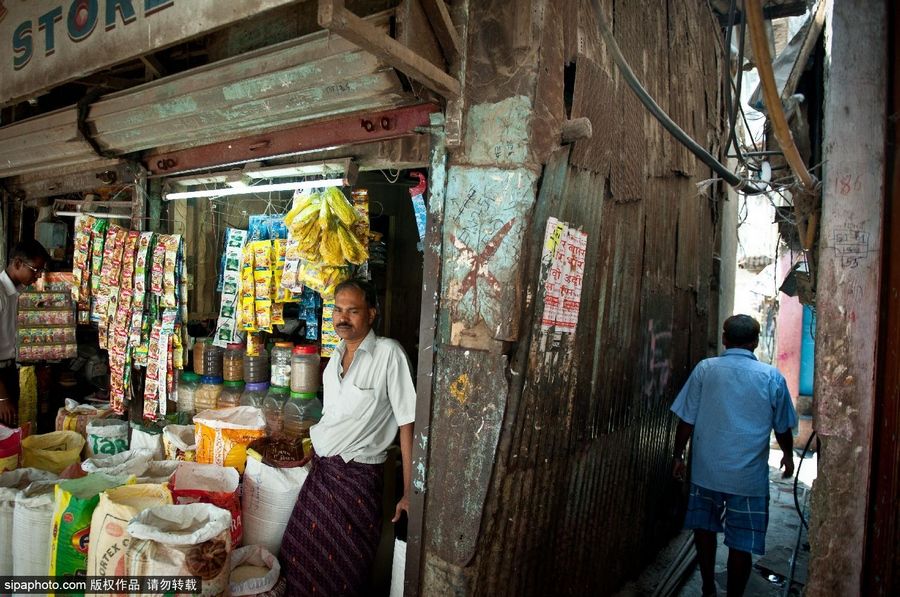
[87,484,172,578]
[126,503,232,597]
[22,431,85,474]
[194,406,266,474]
[162,425,196,461]
[0,425,22,473]
[0,469,57,574]
[82,449,154,477]
[85,419,128,458]
[55,399,114,441]
[129,423,165,460]
[136,461,179,485]
[229,545,282,596]
[13,480,58,576]
[241,455,307,555]
[49,473,132,580]
[170,462,242,547]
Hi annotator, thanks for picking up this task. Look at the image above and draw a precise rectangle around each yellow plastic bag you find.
[194,407,266,474]
[17,366,37,429]
[22,431,85,474]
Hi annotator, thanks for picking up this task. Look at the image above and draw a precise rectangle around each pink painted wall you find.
[775,256,802,402]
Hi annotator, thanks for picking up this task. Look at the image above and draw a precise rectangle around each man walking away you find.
[670,314,797,596]
[0,240,49,426]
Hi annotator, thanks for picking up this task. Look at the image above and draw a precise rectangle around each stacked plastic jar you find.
[270,342,293,388]
[203,345,224,378]
[223,343,244,382]
[243,353,270,384]
[290,346,321,393]
[193,339,210,375]
[263,385,290,435]
[218,381,244,408]
[178,372,200,415]
[283,392,322,439]
[240,382,270,408]
[195,376,223,413]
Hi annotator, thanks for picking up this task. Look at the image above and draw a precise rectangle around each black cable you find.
[793,430,819,530]
[591,0,767,194]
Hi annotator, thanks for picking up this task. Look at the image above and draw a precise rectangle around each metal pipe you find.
[591,0,767,194]
[744,0,818,191]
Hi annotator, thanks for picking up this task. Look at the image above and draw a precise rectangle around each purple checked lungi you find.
[280,454,384,596]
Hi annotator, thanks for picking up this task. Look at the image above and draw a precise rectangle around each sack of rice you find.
[81,449,154,477]
[21,431,85,474]
[129,423,165,460]
[126,503,232,597]
[170,462,242,547]
[12,480,58,576]
[136,461,179,485]
[194,407,266,474]
[85,419,128,458]
[0,469,57,574]
[87,484,172,577]
[229,545,283,596]
[241,454,307,555]
[49,473,132,579]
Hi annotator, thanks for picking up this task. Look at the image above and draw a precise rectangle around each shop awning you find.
[0,10,422,180]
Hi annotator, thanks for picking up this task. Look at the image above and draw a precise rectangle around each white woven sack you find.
[229,545,281,596]
[240,456,308,555]
[12,480,58,576]
[0,469,57,575]
[85,419,129,457]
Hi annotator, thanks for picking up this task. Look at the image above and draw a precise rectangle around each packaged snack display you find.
[16,277,77,363]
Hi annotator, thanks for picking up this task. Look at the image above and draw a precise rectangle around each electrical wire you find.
[591,0,767,194]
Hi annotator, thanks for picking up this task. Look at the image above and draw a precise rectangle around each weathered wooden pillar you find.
[414,0,547,593]
[807,1,887,595]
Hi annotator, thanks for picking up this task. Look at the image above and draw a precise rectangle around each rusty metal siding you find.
[456,1,724,594]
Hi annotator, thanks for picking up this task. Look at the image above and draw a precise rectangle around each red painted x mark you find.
[450,218,516,299]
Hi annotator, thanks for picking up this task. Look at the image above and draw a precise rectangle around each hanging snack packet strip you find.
[89,219,109,323]
[143,322,163,419]
[130,232,154,368]
[96,226,126,348]
[108,231,140,413]
[240,244,256,331]
[71,216,95,306]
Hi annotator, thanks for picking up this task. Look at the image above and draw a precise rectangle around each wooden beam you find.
[140,54,168,80]
[318,0,461,99]
[420,0,462,65]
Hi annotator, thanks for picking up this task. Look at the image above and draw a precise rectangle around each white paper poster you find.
[540,217,587,334]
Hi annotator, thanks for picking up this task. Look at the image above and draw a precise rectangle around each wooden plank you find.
[420,0,462,65]
[318,0,461,99]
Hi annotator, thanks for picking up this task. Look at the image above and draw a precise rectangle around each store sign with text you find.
[1,0,300,105]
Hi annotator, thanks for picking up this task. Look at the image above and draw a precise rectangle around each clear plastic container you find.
[203,345,224,378]
[270,342,294,388]
[283,392,322,439]
[243,353,270,384]
[290,345,321,393]
[263,385,291,435]
[178,371,200,415]
[223,343,245,382]
[240,382,270,408]
[193,338,210,375]
[218,380,245,408]
[194,376,224,413]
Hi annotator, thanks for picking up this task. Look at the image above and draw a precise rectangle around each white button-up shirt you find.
[0,271,20,361]
[310,330,416,464]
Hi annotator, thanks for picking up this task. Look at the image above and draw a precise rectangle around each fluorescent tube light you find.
[55,211,133,220]
[164,178,345,201]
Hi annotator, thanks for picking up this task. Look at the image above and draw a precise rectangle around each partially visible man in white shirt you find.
[281,278,416,596]
[0,240,49,426]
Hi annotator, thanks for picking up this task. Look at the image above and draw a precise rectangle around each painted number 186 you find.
[835,173,862,195]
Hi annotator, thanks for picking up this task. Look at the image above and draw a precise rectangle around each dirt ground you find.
[617,447,816,596]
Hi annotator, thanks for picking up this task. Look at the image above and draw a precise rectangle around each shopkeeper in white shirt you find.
[0,240,50,427]
[280,278,416,596]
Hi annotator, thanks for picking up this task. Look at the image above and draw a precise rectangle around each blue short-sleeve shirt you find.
[671,348,798,497]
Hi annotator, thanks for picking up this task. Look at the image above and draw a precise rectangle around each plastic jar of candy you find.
[263,385,290,435]
[290,346,321,393]
[178,371,201,415]
[218,381,245,408]
[194,376,223,413]
[223,344,245,382]
[193,339,210,375]
[243,353,270,384]
[203,345,224,378]
[270,342,293,388]
[240,382,270,408]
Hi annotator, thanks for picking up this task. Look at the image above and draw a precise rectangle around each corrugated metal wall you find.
[469,1,724,594]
